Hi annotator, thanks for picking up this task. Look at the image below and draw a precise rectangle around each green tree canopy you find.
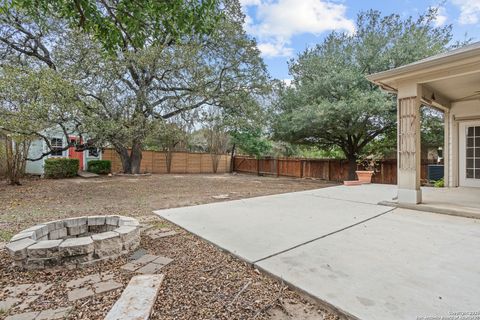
[3,0,222,52]
[0,0,269,174]
[272,9,453,179]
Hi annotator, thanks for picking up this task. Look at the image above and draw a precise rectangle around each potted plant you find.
[356,154,380,184]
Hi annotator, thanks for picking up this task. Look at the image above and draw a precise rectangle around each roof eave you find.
[366,45,480,85]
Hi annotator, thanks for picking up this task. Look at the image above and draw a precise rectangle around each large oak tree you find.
[0,0,268,173]
[272,9,453,179]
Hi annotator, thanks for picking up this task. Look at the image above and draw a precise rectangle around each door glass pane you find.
[467,148,474,157]
[476,170,480,179]
[467,159,474,169]
[476,159,480,168]
[467,169,474,178]
[468,127,474,136]
[476,126,480,136]
[467,137,474,147]
[476,148,480,158]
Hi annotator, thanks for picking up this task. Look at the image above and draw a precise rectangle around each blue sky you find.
[240,0,480,80]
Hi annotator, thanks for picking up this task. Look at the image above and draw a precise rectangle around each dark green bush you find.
[44,158,79,179]
[87,160,111,174]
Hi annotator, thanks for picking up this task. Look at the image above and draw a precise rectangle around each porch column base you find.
[398,188,422,204]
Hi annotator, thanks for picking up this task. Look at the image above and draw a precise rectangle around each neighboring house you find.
[368,42,480,204]
[26,126,102,175]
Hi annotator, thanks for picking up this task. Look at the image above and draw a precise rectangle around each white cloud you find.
[240,0,261,5]
[257,42,294,57]
[452,0,480,24]
[242,0,355,58]
[432,6,448,26]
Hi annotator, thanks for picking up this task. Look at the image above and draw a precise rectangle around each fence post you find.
[276,158,280,177]
[300,160,304,178]
[381,162,384,184]
[257,158,260,176]
[151,151,154,173]
[327,160,331,181]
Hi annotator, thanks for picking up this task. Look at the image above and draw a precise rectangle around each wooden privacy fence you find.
[233,156,431,185]
[102,149,231,174]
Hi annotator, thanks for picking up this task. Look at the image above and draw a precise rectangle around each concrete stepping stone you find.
[0,297,21,311]
[145,229,177,240]
[66,274,101,289]
[16,295,41,311]
[36,307,73,320]
[120,254,157,272]
[3,307,73,320]
[3,284,34,297]
[128,249,148,260]
[121,254,173,274]
[1,283,52,311]
[67,287,94,302]
[78,171,99,178]
[136,256,173,275]
[135,263,165,275]
[4,311,39,320]
[28,283,52,296]
[104,275,164,320]
[152,256,173,266]
[93,280,123,294]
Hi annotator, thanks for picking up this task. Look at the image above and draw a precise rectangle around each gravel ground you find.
[0,174,341,320]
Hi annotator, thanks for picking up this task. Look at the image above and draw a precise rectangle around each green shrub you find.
[434,178,444,188]
[44,158,79,179]
[87,160,111,174]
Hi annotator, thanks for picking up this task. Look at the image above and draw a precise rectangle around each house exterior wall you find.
[449,99,480,187]
[25,126,101,175]
[25,139,46,175]
[85,149,102,170]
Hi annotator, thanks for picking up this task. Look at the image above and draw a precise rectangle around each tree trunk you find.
[229,143,236,173]
[211,153,220,173]
[116,146,132,174]
[130,141,142,174]
[347,155,357,181]
[114,142,143,174]
[5,136,17,185]
[5,137,29,185]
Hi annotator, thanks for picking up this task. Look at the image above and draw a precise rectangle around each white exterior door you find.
[459,121,480,187]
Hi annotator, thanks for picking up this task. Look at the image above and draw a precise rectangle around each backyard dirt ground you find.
[0,174,341,320]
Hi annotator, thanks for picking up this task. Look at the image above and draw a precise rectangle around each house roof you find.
[366,42,480,85]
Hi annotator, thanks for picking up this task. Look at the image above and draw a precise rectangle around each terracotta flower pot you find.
[356,170,374,184]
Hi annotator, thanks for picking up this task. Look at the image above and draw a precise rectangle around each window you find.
[88,148,99,157]
[50,138,63,156]
[466,126,480,179]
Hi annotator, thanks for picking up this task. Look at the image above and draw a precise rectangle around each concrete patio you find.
[154,184,480,320]
[378,185,480,219]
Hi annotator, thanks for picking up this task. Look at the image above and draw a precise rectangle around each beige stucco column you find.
[443,109,450,187]
[397,83,422,204]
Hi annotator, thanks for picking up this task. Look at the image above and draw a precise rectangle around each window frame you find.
[50,138,64,157]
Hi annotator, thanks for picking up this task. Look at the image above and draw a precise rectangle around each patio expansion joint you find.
[252,207,397,265]
[304,193,393,206]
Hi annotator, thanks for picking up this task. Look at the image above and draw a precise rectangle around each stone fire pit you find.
[6,216,140,270]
